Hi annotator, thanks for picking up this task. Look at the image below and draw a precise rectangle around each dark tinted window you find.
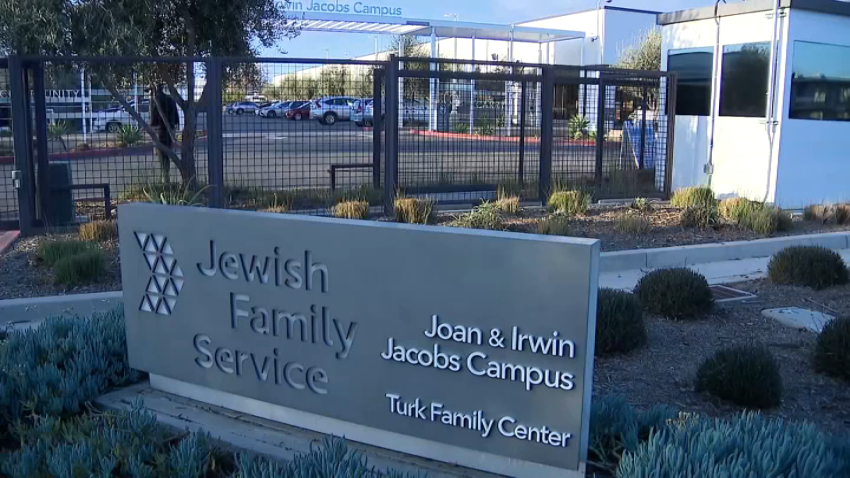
[668,47,713,116]
[719,42,770,117]
[790,41,850,121]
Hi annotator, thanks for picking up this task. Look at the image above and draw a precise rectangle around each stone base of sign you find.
[142,375,584,478]
[98,380,536,478]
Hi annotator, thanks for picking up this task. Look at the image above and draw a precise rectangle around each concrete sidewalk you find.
[601,248,850,291]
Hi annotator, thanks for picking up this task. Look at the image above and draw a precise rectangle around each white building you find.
[660,0,850,208]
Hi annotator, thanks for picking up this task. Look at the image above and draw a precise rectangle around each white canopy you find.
[297,12,586,43]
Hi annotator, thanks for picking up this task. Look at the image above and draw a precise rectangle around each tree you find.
[615,28,662,71]
[0,0,301,187]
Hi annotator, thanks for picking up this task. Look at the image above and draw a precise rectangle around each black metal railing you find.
[1,54,676,234]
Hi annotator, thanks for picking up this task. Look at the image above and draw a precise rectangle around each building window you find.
[667,47,713,116]
[719,42,770,118]
[790,41,850,121]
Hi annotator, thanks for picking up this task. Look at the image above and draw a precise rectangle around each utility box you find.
[45,162,75,225]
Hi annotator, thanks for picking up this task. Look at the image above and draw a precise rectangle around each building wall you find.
[774,9,850,207]
[661,10,786,202]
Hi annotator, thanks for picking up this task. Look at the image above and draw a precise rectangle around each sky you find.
[267,0,726,59]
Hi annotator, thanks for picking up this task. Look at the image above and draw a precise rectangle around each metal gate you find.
[0,58,21,230]
[385,56,677,205]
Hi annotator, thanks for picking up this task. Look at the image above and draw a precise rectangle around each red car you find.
[286,101,310,121]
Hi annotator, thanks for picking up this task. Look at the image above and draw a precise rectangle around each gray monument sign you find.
[119,203,600,477]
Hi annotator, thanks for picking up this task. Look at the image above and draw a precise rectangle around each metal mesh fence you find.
[0,61,16,227]
[396,60,543,203]
[2,56,674,231]
[551,72,670,199]
[220,60,382,213]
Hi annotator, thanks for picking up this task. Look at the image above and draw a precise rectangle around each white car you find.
[310,96,359,125]
[91,100,150,133]
[351,98,430,127]
[258,101,296,119]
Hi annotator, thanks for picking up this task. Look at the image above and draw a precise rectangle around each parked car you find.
[350,98,430,127]
[310,96,359,125]
[91,100,151,133]
[286,101,311,121]
[254,102,274,115]
[258,101,296,119]
[226,102,259,115]
[351,99,373,126]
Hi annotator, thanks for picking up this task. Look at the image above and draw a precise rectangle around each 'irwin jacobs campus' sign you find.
[119,203,600,478]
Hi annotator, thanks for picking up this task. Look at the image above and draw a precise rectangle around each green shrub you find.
[37,240,95,267]
[394,197,435,225]
[615,213,651,234]
[53,250,106,285]
[617,412,850,478]
[2,400,215,477]
[596,289,646,355]
[767,245,849,290]
[548,190,590,215]
[739,205,792,234]
[332,200,370,220]
[679,204,719,229]
[634,268,714,320]
[537,214,571,236]
[696,345,783,408]
[494,196,520,215]
[568,114,590,138]
[718,197,759,223]
[670,186,715,209]
[589,395,678,475]
[116,124,144,147]
[453,123,470,134]
[0,309,139,433]
[450,203,504,231]
[79,220,118,242]
[629,197,652,213]
[814,316,850,382]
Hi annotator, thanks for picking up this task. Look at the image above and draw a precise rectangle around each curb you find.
[599,231,850,273]
[0,291,122,325]
[408,129,608,146]
[0,134,209,165]
[0,230,20,255]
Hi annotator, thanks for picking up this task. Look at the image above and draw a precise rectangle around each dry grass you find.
[394,198,435,225]
[79,220,118,242]
[615,213,652,234]
[494,196,520,215]
[332,200,370,220]
[537,215,571,236]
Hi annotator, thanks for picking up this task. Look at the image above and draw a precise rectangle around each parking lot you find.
[0,112,627,221]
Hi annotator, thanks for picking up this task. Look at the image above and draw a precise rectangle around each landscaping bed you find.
[594,278,850,436]
[436,203,850,252]
[0,231,121,300]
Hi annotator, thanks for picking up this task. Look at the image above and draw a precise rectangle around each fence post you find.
[595,78,606,187]
[205,58,224,208]
[32,62,50,223]
[639,85,647,170]
[538,66,554,204]
[664,73,678,199]
[518,81,527,185]
[383,56,399,214]
[372,68,383,190]
[8,56,35,235]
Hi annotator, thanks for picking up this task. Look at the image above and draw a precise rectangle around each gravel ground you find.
[593,279,850,436]
[0,233,121,300]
